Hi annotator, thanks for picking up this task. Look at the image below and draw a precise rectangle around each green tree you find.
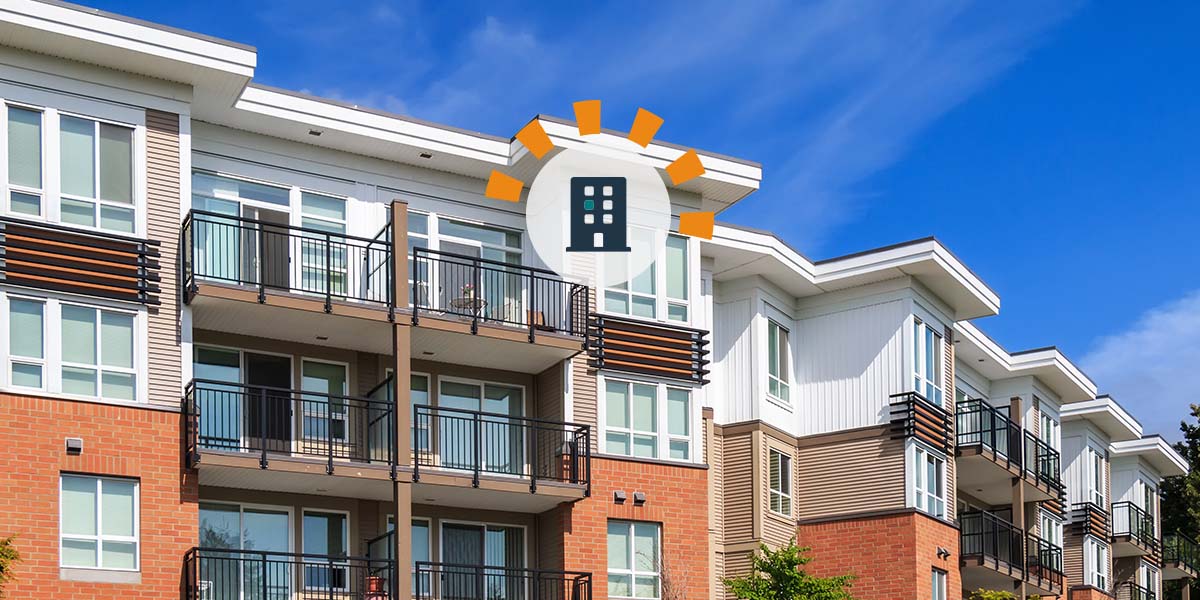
[1162,403,1200,600]
[723,540,855,600]
[966,591,1015,600]
[0,536,19,598]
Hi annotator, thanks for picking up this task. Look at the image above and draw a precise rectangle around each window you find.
[60,115,134,233]
[299,192,348,294]
[604,378,693,461]
[766,319,790,405]
[61,304,135,401]
[60,475,138,570]
[912,318,944,405]
[1085,536,1108,588]
[608,521,660,599]
[913,444,946,518]
[768,449,792,516]
[1085,446,1106,507]
[931,569,947,600]
[412,519,431,596]
[411,374,430,451]
[1040,511,1064,548]
[1140,561,1160,598]
[1039,411,1060,451]
[7,105,42,216]
[303,510,349,590]
[603,231,691,323]
[8,297,44,388]
[300,360,348,443]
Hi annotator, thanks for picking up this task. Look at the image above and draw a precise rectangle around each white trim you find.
[597,373,700,464]
[606,519,662,600]
[59,473,140,572]
[767,447,793,518]
[300,507,352,592]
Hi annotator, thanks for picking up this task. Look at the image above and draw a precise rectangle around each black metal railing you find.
[956,398,1022,465]
[412,404,590,494]
[411,247,589,340]
[182,210,392,311]
[184,547,397,600]
[889,391,954,453]
[960,511,1025,575]
[414,562,592,600]
[1026,532,1064,590]
[183,379,395,474]
[1165,533,1200,572]
[1112,502,1158,550]
[1070,502,1111,539]
[1023,429,1063,492]
[1116,581,1157,600]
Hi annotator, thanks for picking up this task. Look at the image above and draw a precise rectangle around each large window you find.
[603,231,691,323]
[608,521,660,600]
[1040,511,1064,548]
[1086,445,1106,507]
[931,569,947,600]
[2,292,140,402]
[913,444,946,518]
[912,318,944,405]
[60,475,138,570]
[766,318,790,405]
[1140,561,1160,598]
[1039,410,1060,451]
[303,510,349,590]
[1085,536,1108,588]
[768,448,792,517]
[7,105,42,217]
[604,378,693,460]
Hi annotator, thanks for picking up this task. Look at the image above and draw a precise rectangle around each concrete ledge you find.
[60,568,141,584]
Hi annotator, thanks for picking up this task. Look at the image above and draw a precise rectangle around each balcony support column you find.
[1010,395,1027,599]
[393,480,413,600]
[390,200,409,311]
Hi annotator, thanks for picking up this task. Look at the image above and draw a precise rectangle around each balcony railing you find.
[1026,532,1064,590]
[1023,430,1063,492]
[183,378,395,474]
[412,404,590,494]
[184,547,397,600]
[890,392,954,453]
[1112,502,1158,550]
[1165,533,1200,573]
[1115,582,1157,600]
[414,562,592,600]
[1070,502,1111,539]
[411,247,589,340]
[182,210,393,311]
[956,398,1022,466]
[961,511,1026,576]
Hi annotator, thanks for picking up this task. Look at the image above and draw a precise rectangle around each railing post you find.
[257,222,267,303]
[261,552,268,600]
[324,233,333,313]
[412,404,420,482]
[327,398,335,475]
[529,422,538,494]
[473,411,481,487]
[527,271,536,343]
[411,249,420,326]
[259,388,269,469]
[471,258,481,335]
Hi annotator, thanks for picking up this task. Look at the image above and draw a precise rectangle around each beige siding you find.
[572,357,598,451]
[711,422,726,545]
[760,432,796,547]
[145,109,181,408]
[1064,529,1084,585]
[721,432,756,545]
[720,550,753,600]
[794,429,906,520]
[536,361,564,423]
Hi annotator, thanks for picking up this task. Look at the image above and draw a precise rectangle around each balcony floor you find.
[409,309,582,373]
[197,448,393,500]
[407,466,587,513]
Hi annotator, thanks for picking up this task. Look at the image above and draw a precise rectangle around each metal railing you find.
[956,398,1022,465]
[889,391,954,452]
[1115,581,1157,600]
[960,511,1025,575]
[182,210,393,312]
[183,379,395,474]
[1026,532,1064,590]
[412,404,590,494]
[1112,502,1158,550]
[1165,533,1200,572]
[1023,429,1063,492]
[184,547,397,600]
[414,562,592,600]
[411,247,589,340]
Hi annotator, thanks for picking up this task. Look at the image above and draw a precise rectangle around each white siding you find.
[713,297,755,424]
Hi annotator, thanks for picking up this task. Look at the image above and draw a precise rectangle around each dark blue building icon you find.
[566,176,629,252]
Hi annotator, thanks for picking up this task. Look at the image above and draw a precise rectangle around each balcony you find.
[960,510,1025,588]
[183,378,395,500]
[1111,502,1159,558]
[955,398,1063,504]
[1163,534,1199,580]
[409,247,589,373]
[183,547,397,600]
[1115,581,1157,600]
[410,404,591,512]
[1025,532,1064,595]
[1069,502,1111,540]
[182,210,395,354]
[414,562,593,600]
[889,392,954,453]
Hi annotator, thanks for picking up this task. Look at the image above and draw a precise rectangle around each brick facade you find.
[540,456,710,600]
[1068,585,1115,600]
[0,394,198,599]
[797,510,962,600]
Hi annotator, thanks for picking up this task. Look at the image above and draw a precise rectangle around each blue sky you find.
[89,0,1200,438]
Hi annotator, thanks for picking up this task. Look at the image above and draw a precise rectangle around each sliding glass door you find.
[198,502,291,600]
[441,523,525,600]
[436,380,525,476]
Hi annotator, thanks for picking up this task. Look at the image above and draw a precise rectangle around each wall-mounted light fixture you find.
[632,492,646,505]
[65,437,83,456]
[613,490,627,504]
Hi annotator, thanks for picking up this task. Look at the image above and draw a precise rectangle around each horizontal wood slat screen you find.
[889,391,954,453]
[1068,502,1110,539]
[0,216,161,304]
[586,313,710,384]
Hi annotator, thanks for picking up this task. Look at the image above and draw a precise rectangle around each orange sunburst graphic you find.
[485,100,714,239]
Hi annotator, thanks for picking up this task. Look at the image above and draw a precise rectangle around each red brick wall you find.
[797,510,961,600]
[1068,586,1114,600]
[541,456,709,600]
[0,394,198,599]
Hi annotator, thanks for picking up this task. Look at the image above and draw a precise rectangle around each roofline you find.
[1111,435,1189,476]
[1062,395,1143,440]
[535,114,762,168]
[956,321,1098,394]
[33,0,256,52]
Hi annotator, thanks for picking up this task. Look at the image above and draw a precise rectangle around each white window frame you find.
[0,92,145,236]
[931,568,947,600]
[1139,561,1160,598]
[1085,444,1106,507]
[598,229,696,325]
[57,112,136,234]
[0,289,146,403]
[59,474,140,571]
[1039,510,1064,548]
[6,294,46,391]
[411,517,432,597]
[1039,411,1061,451]
[299,357,351,447]
[301,508,352,593]
[765,317,791,408]
[911,317,944,406]
[768,448,793,517]
[1084,536,1108,589]
[5,102,44,218]
[599,374,698,463]
[910,442,947,519]
[608,520,661,600]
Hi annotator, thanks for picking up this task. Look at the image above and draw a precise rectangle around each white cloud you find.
[1082,289,1200,441]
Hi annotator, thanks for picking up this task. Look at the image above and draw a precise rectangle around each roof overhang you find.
[705,226,999,319]
[1062,396,1143,442]
[1111,436,1189,477]
[954,322,1097,404]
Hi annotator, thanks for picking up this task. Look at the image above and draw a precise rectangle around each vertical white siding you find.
[794,298,908,435]
[713,298,754,424]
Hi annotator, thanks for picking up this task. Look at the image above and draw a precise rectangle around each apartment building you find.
[0,3,1193,600]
